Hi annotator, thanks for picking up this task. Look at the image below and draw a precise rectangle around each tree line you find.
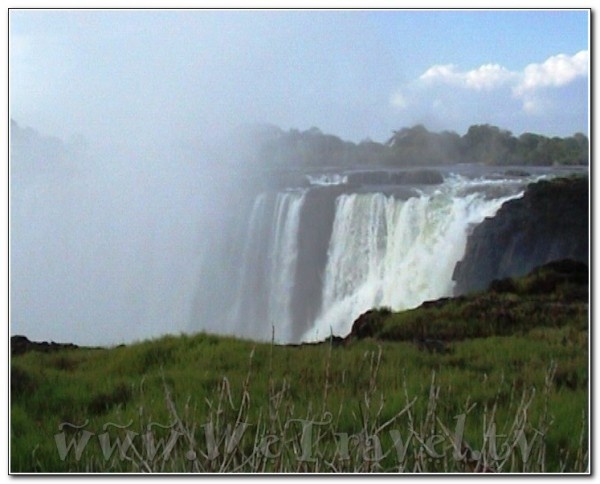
[253,124,588,168]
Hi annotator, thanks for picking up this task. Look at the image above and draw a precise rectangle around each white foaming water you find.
[306,173,348,186]
[301,176,525,342]
[267,191,307,342]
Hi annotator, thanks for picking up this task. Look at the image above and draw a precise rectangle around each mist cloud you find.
[10,120,265,346]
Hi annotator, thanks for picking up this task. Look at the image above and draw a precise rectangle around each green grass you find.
[11,325,588,473]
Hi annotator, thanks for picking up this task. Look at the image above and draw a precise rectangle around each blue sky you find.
[9,9,589,147]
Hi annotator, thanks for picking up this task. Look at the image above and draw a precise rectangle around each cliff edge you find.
[453,176,589,295]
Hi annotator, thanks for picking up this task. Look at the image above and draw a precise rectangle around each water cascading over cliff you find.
[191,172,538,343]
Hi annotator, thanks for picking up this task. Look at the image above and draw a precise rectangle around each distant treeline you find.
[253,124,588,167]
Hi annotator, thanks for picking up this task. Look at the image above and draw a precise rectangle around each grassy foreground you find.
[11,263,589,473]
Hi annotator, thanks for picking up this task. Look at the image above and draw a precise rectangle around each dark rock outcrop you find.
[285,334,346,348]
[11,335,79,356]
[453,176,589,295]
[347,307,392,340]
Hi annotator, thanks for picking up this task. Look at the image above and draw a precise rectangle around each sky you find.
[9,9,590,147]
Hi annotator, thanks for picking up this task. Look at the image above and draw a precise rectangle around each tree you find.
[462,124,516,165]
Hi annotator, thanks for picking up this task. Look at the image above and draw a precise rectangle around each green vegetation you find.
[352,260,588,344]
[11,262,588,473]
[254,124,588,168]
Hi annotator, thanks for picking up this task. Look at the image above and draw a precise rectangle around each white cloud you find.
[419,63,515,91]
[464,64,515,90]
[514,50,588,95]
[512,50,588,116]
[420,64,457,83]
[397,50,588,116]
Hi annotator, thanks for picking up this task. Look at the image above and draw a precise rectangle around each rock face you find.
[453,176,589,295]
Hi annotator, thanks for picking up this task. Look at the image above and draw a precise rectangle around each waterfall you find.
[267,191,307,342]
[192,173,541,344]
[301,178,522,341]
